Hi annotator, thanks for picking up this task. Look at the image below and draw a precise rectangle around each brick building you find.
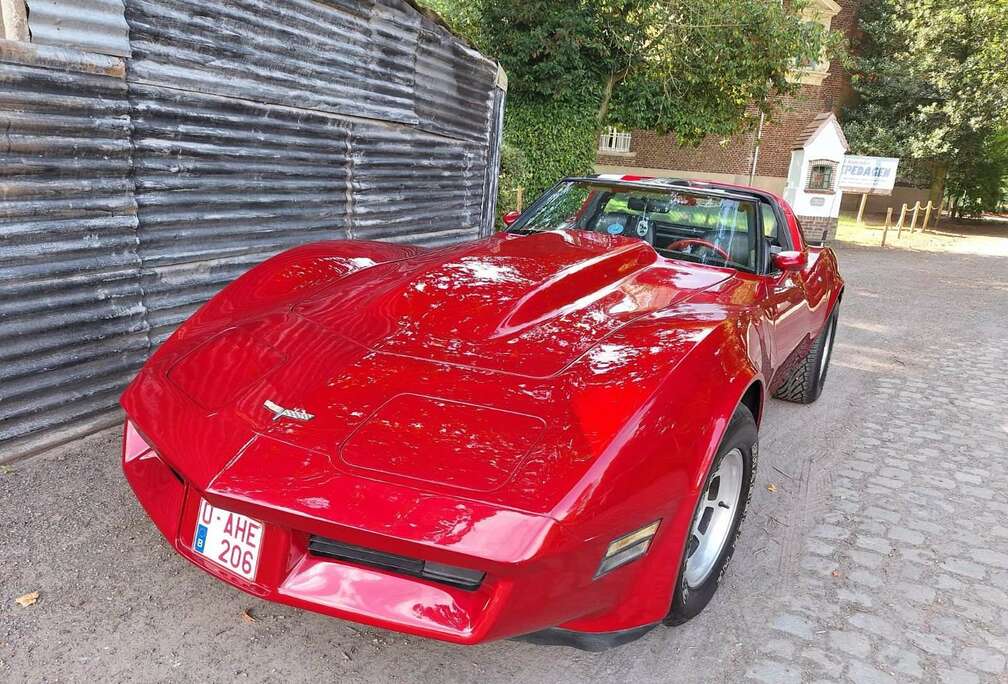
[596,0,859,240]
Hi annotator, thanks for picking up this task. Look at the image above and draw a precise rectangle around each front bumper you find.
[121,421,661,647]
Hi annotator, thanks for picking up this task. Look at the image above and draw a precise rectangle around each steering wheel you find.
[669,238,731,262]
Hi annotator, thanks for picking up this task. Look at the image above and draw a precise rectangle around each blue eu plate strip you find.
[194,524,208,554]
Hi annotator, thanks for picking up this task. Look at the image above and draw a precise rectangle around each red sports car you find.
[121,175,843,650]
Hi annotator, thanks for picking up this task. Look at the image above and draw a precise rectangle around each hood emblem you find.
[263,399,314,422]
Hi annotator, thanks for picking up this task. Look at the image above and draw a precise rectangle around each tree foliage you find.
[423,0,834,207]
[843,0,1008,213]
[502,97,600,203]
[473,1,831,142]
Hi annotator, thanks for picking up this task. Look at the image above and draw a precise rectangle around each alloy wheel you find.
[684,448,745,588]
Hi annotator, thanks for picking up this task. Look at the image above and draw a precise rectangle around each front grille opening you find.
[308,536,485,591]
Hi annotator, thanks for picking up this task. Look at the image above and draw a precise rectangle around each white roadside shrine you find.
[783,112,850,245]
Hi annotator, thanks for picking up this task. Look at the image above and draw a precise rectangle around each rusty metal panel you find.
[129,82,354,343]
[414,21,496,142]
[0,59,143,457]
[348,120,486,246]
[124,0,502,343]
[124,0,496,142]
[131,88,490,343]
[480,85,506,236]
[27,0,132,57]
[125,0,418,128]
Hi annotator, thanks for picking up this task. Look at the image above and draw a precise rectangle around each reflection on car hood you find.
[292,230,731,377]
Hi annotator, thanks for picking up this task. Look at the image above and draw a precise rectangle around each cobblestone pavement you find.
[748,338,1008,684]
[1,240,1006,683]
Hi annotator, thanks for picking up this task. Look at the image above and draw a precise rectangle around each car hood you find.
[290,230,729,377]
[125,231,734,515]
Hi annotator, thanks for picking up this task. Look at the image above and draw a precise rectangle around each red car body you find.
[121,176,843,649]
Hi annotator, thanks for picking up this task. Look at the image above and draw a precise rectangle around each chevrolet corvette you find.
[121,175,843,650]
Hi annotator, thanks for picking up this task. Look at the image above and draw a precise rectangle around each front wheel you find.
[665,404,757,625]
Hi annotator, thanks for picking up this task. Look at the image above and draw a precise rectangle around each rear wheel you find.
[665,404,757,625]
[775,306,839,404]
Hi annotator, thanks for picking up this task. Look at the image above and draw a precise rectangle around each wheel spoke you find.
[686,533,700,558]
[708,475,721,500]
[696,506,714,535]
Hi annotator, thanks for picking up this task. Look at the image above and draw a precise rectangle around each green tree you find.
[425,0,833,204]
[474,1,830,142]
[946,130,1008,217]
[843,0,1008,212]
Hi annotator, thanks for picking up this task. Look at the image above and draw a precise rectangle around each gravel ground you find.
[2,235,1006,683]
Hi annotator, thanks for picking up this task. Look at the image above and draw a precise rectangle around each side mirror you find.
[772,250,807,272]
[502,210,521,227]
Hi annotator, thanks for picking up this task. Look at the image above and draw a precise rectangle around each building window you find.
[599,127,632,154]
[807,160,837,193]
[790,0,841,86]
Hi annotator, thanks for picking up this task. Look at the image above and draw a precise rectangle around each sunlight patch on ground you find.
[839,319,891,335]
[833,214,1008,257]
[830,342,908,373]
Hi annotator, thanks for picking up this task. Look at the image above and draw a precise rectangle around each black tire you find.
[665,404,757,625]
[774,306,839,404]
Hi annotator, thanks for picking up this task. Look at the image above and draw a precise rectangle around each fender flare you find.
[553,316,765,632]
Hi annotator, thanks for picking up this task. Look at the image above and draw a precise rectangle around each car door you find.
[759,203,813,371]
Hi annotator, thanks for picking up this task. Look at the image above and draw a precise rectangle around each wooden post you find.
[922,201,933,231]
[896,203,907,238]
[934,197,944,227]
[909,201,920,232]
[856,192,869,225]
[515,187,524,212]
[881,207,893,247]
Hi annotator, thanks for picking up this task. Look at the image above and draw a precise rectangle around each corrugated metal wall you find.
[0,0,505,461]
[0,53,146,457]
[26,0,132,57]
[129,83,355,344]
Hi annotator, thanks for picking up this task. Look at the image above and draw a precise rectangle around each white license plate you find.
[193,498,263,581]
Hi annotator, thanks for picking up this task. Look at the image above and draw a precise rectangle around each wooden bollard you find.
[909,201,920,232]
[881,207,893,247]
[857,192,869,225]
[896,204,907,238]
[515,187,525,212]
[922,201,933,231]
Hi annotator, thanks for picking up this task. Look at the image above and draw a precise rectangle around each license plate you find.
[193,498,263,581]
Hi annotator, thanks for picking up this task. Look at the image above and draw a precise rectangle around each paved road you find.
[2,240,1006,683]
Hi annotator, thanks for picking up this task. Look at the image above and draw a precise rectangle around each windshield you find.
[508,180,760,272]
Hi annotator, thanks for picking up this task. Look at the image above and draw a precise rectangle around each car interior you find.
[511,182,796,274]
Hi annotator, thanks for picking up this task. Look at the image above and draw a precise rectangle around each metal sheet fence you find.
[0,59,145,457]
[348,120,487,246]
[125,0,496,142]
[0,0,503,461]
[130,83,355,343]
[26,0,132,57]
[123,0,499,347]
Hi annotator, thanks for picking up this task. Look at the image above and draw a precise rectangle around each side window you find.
[762,204,792,250]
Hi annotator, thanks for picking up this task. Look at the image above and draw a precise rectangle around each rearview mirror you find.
[502,210,521,226]
[772,251,807,272]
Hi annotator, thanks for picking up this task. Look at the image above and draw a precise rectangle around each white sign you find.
[838,155,900,195]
